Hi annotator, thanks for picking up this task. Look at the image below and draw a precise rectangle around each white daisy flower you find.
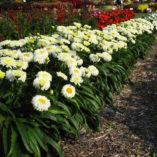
[0,57,16,68]
[33,77,51,91]
[44,46,53,54]
[56,72,68,80]
[61,45,70,52]
[61,84,75,98]
[77,58,83,66]
[16,60,28,70]
[88,65,99,76]
[80,67,91,78]
[59,38,70,45]
[89,54,100,62]
[0,40,10,47]
[57,53,71,62]
[68,50,76,57]
[70,67,82,76]
[70,75,83,86]
[12,50,21,59]
[51,46,62,57]
[0,49,13,57]
[8,40,24,47]
[6,70,26,82]
[67,58,78,68]
[36,71,52,82]
[20,52,33,62]
[73,22,82,28]
[34,49,48,64]
[32,95,51,112]
[102,52,112,62]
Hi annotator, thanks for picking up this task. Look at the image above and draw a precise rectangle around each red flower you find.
[94,9,134,30]
[16,27,21,31]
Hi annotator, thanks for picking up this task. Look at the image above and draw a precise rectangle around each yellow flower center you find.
[74,69,79,73]
[69,59,75,64]
[46,47,51,51]
[42,73,48,77]
[39,98,46,104]
[39,50,44,54]
[24,53,30,57]
[39,79,45,86]
[66,87,72,94]
[74,77,80,82]
[53,34,59,38]
[4,58,13,65]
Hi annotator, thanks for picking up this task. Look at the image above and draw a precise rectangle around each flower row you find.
[0,17,154,112]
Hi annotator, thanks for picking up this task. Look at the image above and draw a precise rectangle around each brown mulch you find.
[62,43,157,157]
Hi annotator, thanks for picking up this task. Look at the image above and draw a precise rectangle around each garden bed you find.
[0,8,157,157]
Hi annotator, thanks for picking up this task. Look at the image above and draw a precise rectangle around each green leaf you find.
[44,135,63,157]
[2,127,9,155]
[7,126,18,157]
[15,121,33,154]
[41,112,57,122]
[48,109,68,116]
[27,130,41,157]
[2,118,10,155]
[54,100,71,116]
[0,114,5,128]
[29,127,48,152]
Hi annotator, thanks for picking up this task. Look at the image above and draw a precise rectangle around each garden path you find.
[62,39,157,157]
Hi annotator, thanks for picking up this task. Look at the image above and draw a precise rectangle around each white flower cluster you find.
[56,20,153,64]
[145,12,157,30]
[0,15,155,112]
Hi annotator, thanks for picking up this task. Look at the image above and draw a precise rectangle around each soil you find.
[62,40,157,157]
